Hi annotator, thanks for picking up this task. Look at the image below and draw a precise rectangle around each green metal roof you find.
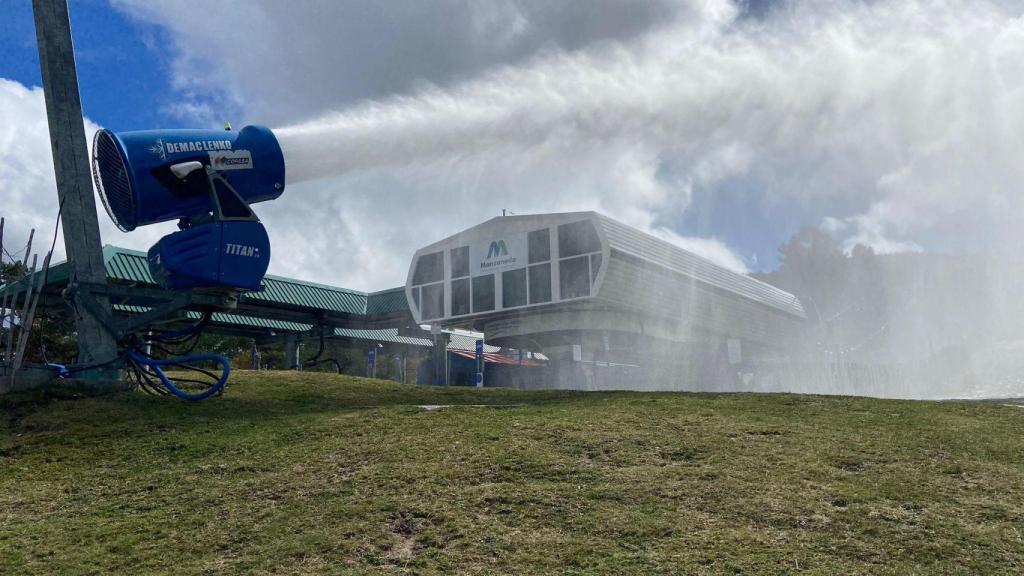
[247,276,367,315]
[366,287,410,316]
[334,327,430,346]
[103,246,154,283]
[3,245,411,320]
[110,306,429,346]
[208,312,312,332]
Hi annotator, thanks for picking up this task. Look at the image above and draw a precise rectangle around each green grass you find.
[2,372,1023,575]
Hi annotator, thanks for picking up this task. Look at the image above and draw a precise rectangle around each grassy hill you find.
[2,372,1023,574]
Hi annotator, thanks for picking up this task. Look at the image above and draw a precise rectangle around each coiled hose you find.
[127,350,230,401]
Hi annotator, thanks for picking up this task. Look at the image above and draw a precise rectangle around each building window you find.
[502,268,527,308]
[590,253,602,286]
[451,278,470,316]
[557,220,600,258]
[472,274,495,312]
[559,256,590,299]
[529,263,551,304]
[528,228,550,264]
[421,282,444,320]
[450,246,469,278]
[412,251,444,285]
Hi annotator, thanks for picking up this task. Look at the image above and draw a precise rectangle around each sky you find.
[2,0,1023,291]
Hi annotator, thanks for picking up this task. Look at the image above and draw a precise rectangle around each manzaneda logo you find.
[480,239,516,270]
[487,240,508,259]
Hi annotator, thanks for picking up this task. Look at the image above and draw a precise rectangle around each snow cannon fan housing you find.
[91,125,285,292]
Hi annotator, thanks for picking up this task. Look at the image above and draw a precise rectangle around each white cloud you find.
[652,229,749,273]
[820,216,848,235]
[0,79,174,268]
[63,0,1024,290]
[0,79,67,263]
[268,0,1023,284]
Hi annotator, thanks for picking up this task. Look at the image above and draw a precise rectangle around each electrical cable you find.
[289,326,326,370]
[25,168,228,401]
[53,349,130,377]
[287,326,341,373]
[146,311,212,341]
[41,197,65,287]
[43,312,229,401]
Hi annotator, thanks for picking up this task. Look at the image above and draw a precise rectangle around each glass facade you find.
[502,268,527,308]
[559,255,590,299]
[412,251,444,285]
[528,228,550,264]
[450,246,469,279]
[472,274,495,312]
[529,263,552,304]
[451,277,470,316]
[558,220,600,258]
[421,282,444,320]
[412,219,604,320]
[554,220,602,300]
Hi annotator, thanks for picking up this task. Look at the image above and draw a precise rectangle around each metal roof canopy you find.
[3,245,427,350]
[1,246,552,360]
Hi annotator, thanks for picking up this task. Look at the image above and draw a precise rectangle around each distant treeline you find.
[755,228,1024,363]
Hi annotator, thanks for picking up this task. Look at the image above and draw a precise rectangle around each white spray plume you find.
[274,0,1024,258]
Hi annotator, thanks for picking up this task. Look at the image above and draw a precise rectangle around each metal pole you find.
[475,338,484,388]
[13,252,52,382]
[432,332,442,385]
[284,334,299,369]
[2,234,35,363]
[32,0,118,367]
[444,334,450,386]
[8,255,38,386]
[0,218,7,362]
[372,342,380,379]
[518,348,524,389]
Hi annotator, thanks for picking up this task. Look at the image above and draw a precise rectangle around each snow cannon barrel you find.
[91,125,285,231]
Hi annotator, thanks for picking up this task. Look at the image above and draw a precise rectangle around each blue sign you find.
[368,347,376,365]
[475,339,484,388]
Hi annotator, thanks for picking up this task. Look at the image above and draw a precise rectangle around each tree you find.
[762,227,847,322]
[758,229,891,360]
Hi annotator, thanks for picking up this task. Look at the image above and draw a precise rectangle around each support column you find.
[284,334,300,370]
[32,0,118,369]
[432,332,450,386]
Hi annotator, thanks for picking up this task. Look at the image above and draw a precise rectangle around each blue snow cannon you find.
[91,125,285,292]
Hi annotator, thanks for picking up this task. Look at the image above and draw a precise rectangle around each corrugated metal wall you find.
[597,250,802,345]
[596,215,804,319]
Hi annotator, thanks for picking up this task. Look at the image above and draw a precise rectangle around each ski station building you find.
[406,212,805,390]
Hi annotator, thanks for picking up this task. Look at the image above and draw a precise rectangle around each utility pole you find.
[33,0,118,368]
